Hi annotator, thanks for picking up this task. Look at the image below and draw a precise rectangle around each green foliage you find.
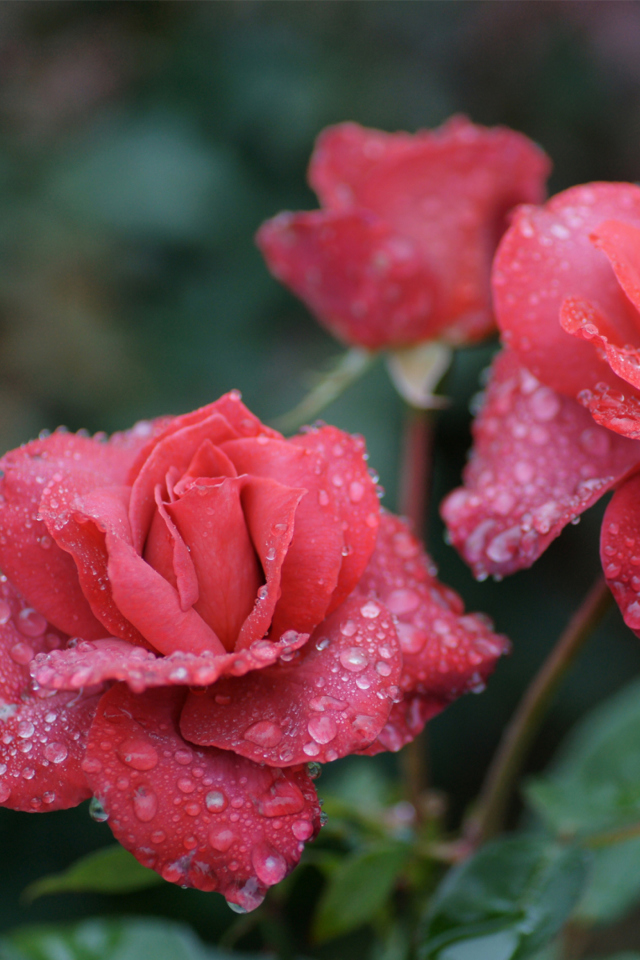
[525,675,640,923]
[418,836,589,960]
[23,846,163,902]
[1,919,252,960]
[312,842,411,943]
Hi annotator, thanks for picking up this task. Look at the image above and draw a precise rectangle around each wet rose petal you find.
[83,683,320,909]
[0,577,99,810]
[601,473,640,636]
[441,350,640,579]
[493,182,640,398]
[292,425,379,615]
[259,117,550,349]
[179,594,401,765]
[357,511,509,751]
[31,631,309,693]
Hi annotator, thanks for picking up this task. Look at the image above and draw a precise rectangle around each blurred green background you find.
[2,0,640,955]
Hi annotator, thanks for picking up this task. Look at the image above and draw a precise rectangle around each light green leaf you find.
[2,918,250,960]
[418,836,589,960]
[23,846,163,902]
[313,842,410,942]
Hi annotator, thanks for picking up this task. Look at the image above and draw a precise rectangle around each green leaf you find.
[418,836,589,960]
[524,676,640,923]
[525,676,640,837]
[23,845,163,901]
[2,918,248,960]
[313,842,411,942]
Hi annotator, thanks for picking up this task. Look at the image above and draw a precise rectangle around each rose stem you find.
[398,406,434,815]
[272,347,376,435]
[463,575,612,848]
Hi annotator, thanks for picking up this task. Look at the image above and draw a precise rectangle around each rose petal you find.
[167,478,262,650]
[179,594,401,766]
[107,537,225,657]
[561,297,640,393]
[441,350,640,578]
[493,183,640,398]
[591,219,640,314]
[129,413,241,554]
[0,432,142,639]
[291,425,379,615]
[361,696,446,756]
[257,209,438,349]
[222,438,344,637]
[0,578,98,811]
[40,482,147,647]
[357,512,508,739]
[82,683,320,909]
[31,631,309,693]
[579,385,640,440]
[601,473,640,636]
[236,477,305,651]
[144,487,199,611]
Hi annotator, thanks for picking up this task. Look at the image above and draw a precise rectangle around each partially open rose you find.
[442,183,640,636]
[257,116,550,350]
[0,393,507,909]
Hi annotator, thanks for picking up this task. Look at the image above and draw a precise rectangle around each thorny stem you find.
[271,347,376,434]
[463,576,613,849]
[399,407,434,816]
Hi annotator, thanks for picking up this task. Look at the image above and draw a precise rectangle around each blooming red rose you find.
[0,394,507,909]
[441,183,640,636]
[256,116,550,350]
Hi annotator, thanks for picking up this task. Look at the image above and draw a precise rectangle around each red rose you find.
[256,116,550,350]
[0,394,507,909]
[441,183,640,637]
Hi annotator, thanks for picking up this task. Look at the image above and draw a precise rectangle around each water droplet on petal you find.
[9,642,34,665]
[243,721,283,748]
[133,786,158,822]
[89,797,109,822]
[17,721,34,739]
[360,601,380,619]
[307,715,337,744]
[209,826,235,852]
[339,647,368,672]
[205,790,228,812]
[117,738,158,771]
[0,783,11,803]
[44,742,68,764]
[292,820,314,841]
[251,843,287,886]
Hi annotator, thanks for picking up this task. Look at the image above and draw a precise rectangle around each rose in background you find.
[257,117,550,352]
[441,182,640,636]
[0,393,507,910]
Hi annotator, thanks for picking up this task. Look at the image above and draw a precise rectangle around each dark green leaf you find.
[313,842,410,942]
[525,676,640,837]
[23,845,163,901]
[418,836,589,960]
[2,918,249,960]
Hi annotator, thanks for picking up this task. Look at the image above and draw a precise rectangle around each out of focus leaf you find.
[418,836,588,960]
[312,842,410,942]
[23,845,163,901]
[3,918,252,960]
[525,676,640,837]
[525,677,640,923]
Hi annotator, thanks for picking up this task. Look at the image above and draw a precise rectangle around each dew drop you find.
[89,797,109,822]
[17,608,47,638]
[17,721,34,739]
[243,721,283,747]
[307,715,337,744]
[360,601,380,619]
[292,819,314,841]
[117,738,158,771]
[252,843,287,886]
[306,762,322,779]
[9,642,34,665]
[205,790,228,812]
[133,786,158,822]
[44,742,68,764]
[339,647,368,672]
[209,826,235,852]
[0,783,10,803]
